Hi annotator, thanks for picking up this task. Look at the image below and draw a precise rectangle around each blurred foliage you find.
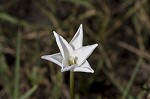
[0,0,150,99]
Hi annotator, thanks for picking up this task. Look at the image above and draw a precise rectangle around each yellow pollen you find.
[68,56,77,66]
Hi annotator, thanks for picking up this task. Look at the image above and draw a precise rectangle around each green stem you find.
[14,32,21,99]
[70,71,74,99]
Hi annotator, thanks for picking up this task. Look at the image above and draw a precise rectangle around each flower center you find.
[68,56,77,66]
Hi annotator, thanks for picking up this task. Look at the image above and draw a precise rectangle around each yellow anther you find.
[68,56,77,66]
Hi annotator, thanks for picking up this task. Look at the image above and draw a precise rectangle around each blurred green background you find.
[0,0,150,99]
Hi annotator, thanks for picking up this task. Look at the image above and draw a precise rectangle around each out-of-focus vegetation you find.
[0,0,150,99]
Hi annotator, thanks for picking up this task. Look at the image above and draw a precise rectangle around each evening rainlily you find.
[41,24,98,73]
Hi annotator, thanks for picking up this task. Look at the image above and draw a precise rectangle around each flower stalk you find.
[70,71,74,99]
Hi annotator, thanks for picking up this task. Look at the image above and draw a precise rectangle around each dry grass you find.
[0,0,150,99]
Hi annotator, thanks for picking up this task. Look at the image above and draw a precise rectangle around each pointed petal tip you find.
[91,43,98,49]
[79,24,83,31]
[80,24,83,28]
[87,69,94,73]
[87,68,94,73]
[53,31,56,33]
[95,43,98,47]
[53,31,57,36]
[94,43,98,46]
[91,70,94,73]
[41,56,45,59]
[41,55,48,60]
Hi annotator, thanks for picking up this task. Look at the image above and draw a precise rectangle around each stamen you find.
[68,56,77,66]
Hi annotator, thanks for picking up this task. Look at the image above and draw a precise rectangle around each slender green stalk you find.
[70,71,74,99]
[14,32,21,99]
[121,57,143,99]
[19,85,38,99]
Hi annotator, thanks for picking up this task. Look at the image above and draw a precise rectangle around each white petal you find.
[73,61,94,73]
[69,24,83,50]
[41,53,63,66]
[61,65,77,72]
[60,36,73,55]
[75,44,98,66]
[53,31,73,58]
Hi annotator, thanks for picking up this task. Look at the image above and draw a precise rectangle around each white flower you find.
[41,24,98,73]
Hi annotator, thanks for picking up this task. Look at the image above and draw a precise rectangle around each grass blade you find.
[19,85,38,99]
[121,57,143,99]
[13,32,21,99]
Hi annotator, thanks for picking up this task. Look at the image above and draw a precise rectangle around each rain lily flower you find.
[41,24,98,73]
